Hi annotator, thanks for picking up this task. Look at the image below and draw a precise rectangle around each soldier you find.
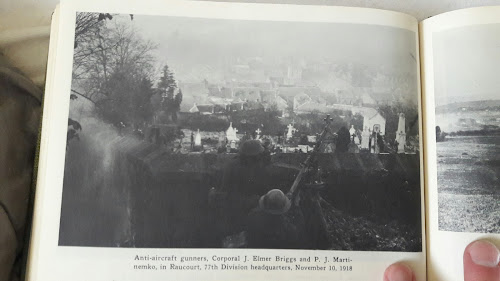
[246,189,303,249]
[207,140,276,245]
[221,139,273,194]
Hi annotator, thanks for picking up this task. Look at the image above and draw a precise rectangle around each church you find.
[359,108,386,135]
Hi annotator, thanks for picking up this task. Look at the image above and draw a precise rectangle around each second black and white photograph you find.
[59,11,422,251]
[434,24,500,234]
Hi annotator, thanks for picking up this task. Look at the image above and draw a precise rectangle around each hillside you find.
[436,99,500,114]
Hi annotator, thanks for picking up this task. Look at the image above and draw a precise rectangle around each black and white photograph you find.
[60,12,422,251]
[434,25,500,233]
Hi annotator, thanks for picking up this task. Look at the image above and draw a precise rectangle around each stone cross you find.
[323,114,333,125]
[255,128,262,139]
[349,125,356,136]
[349,125,356,141]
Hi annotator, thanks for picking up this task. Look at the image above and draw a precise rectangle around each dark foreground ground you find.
[437,135,500,233]
[58,124,422,251]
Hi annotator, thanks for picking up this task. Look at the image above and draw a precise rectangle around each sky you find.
[125,14,418,84]
[434,24,500,106]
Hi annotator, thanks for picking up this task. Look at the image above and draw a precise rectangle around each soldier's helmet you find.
[239,139,264,156]
[259,189,291,215]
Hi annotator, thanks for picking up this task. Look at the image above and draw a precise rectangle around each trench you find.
[59,128,421,250]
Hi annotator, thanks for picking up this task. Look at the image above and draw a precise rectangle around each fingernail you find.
[469,240,500,268]
[388,264,413,281]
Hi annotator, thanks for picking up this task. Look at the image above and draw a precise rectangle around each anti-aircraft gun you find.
[286,114,333,202]
[219,115,335,249]
[283,114,335,249]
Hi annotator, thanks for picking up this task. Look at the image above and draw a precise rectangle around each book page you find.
[420,6,500,281]
[28,0,425,280]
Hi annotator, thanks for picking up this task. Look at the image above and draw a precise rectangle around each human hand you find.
[383,263,415,281]
[463,240,500,281]
[383,240,500,281]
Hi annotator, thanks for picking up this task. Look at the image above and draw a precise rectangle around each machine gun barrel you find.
[286,118,331,199]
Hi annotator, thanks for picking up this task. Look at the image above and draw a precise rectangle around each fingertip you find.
[465,240,500,268]
[464,240,500,281]
[384,263,416,281]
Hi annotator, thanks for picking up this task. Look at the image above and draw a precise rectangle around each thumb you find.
[464,240,500,281]
[383,263,416,281]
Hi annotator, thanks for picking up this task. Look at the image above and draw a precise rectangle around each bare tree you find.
[71,13,157,126]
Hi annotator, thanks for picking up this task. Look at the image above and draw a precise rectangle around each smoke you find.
[60,98,139,246]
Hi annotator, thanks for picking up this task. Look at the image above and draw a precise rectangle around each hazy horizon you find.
[434,24,500,106]
[130,14,417,81]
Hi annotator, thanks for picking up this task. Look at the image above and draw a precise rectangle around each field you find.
[437,135,500,233]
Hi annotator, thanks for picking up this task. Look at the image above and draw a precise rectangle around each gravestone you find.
[396,113,406,153]
[286,124,296,140]
[361,127,370,150]
[194,129,202,146]
[226,122,239,142]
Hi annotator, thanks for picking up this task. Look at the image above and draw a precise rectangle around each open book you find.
[27,1,500,280]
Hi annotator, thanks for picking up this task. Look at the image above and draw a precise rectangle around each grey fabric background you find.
[3,0,500,21]
[1,1,500,281]
[2,0,500,87]
[0,54,42,281]
[205,0,500,20]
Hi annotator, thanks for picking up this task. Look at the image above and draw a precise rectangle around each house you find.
[178,81,211,113]
[283,65,303,86]
[207,85,234,99]
[361,92,377,107]
[233,64,251,75]
[180,94,208,112]
[187,96,246,115]
[259,90,278,104]
[233,86,261,102]
[189,103,216,115]
[293,93,312,110]
[294,102,333,114]
[278,86,307,102]
[269,76,284,87]
[278,86,321,101]
[336,89,360,105]
[228,98,245,111]
[257,89,288,116]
